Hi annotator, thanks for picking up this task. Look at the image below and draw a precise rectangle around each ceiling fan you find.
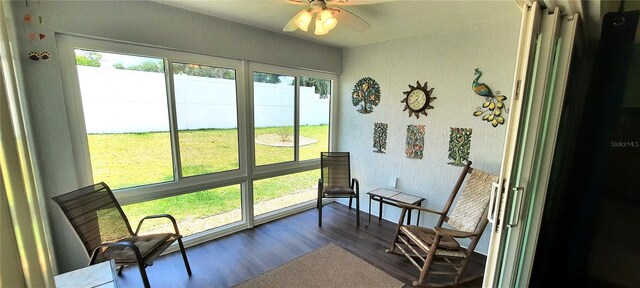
[283,0,379,35]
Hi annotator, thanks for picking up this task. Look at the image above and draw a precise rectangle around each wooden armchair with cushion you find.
[52,182,192,288]
[386,162,498,287]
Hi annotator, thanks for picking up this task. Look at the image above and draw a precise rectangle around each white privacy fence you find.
[77,66,330,134]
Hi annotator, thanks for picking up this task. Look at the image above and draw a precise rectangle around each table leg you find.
[407,209,412,225]
[416,201,423,226]
[367,195,372,228]
[378,199,383,222]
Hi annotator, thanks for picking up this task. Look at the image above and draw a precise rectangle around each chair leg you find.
[455,258,470,283]
[178,237,192,276]
[348,196,353,209]
[356,195,360,227]
[385,210,408,254]
[138,264,151,288]
[318,198,323,227]
[415,240,440,286]
[117,265,124,275]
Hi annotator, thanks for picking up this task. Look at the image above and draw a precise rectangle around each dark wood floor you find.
[116,202,486,287]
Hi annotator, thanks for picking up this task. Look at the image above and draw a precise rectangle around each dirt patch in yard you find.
[255,134,318,147]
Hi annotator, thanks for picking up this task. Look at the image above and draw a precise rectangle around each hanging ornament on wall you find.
[471,68,508,127]
[372,122,388,153]
[447,127,472,166]
[352,77,381,114]
[405,125,425,159]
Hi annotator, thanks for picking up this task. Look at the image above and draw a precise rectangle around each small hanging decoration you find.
[352,77,381,114]
[405,125,425,159]
[472,68,508,127]
[28,52,39,61]
[372,122,388,153]
[448,127,472,166]
[401,81,435,119]
[23,10,50,61]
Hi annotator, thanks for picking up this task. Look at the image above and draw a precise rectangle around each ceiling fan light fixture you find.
[314,16,329,35]
[294,10,312,31]
[319,9,337,31]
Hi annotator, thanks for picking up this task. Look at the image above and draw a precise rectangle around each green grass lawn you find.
[88,125,328,234]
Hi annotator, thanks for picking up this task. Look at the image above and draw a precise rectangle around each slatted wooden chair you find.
[317,151,360,227]
[52,182,192,288]
[386,162,498,287]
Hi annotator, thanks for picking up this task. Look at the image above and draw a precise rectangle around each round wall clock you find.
[352,77,381,114]
[401,81,435,119]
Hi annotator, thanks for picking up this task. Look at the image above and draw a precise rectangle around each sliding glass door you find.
[483,2,579,286]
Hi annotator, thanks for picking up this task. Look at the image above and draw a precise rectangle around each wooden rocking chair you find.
[386,162,498,287]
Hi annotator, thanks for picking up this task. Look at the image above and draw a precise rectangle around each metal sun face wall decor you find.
[352,77,381,114]
[471,68,507,127]
[401,81,435,119]
[405,125,425,159]
[373,122,388,153]
[448,127,472,166]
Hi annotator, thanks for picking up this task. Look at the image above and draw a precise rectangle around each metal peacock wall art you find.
[471,68,508,127]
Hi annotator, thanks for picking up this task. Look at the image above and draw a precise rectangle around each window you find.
[253,71,295,166]
[299,76,331,161]
[72,48,242,191]
[75,50,173,189]
[122,185,242,237]
[60,36,336,242]
[173,62,240,177]
[253,170,318,216]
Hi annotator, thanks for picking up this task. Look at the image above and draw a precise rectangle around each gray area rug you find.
[233,243,405,288]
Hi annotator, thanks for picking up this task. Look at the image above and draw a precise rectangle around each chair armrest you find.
[434,226,476,238]
[135,214,181,236]
[398,203,444,216]
[89,240,143,265]
[351,178,359,195]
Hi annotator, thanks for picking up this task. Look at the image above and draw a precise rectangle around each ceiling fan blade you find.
[334,7,370,32]
[283,9,305,31]
[329,0,396,5]
[287,0,309,5]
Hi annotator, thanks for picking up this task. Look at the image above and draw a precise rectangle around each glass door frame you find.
[484,2,579,287]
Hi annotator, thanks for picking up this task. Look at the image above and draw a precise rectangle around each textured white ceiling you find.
[153,0,522,48]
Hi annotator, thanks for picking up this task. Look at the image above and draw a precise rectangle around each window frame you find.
[58,35,247,204]
[58,34,337,242]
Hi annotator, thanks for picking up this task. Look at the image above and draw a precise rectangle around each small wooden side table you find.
[366,187,425,228]
[54,260,118,288]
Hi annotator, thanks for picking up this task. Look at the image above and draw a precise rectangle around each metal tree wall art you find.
[352,77,381,114]
[373,122,388,153]
[472,68,507,127]
[448,127,472,166]
[405,125,425,159]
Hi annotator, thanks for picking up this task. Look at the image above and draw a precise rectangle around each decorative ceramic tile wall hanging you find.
[405,125,425,159]
[352,77,381,114]
[373,122,388,153]
[472,68,507,127]
[448,127,472,166]
[401,81,435,119]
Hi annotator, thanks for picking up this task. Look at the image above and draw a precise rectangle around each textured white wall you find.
[336,12,521,254]
[9,0,341,272]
